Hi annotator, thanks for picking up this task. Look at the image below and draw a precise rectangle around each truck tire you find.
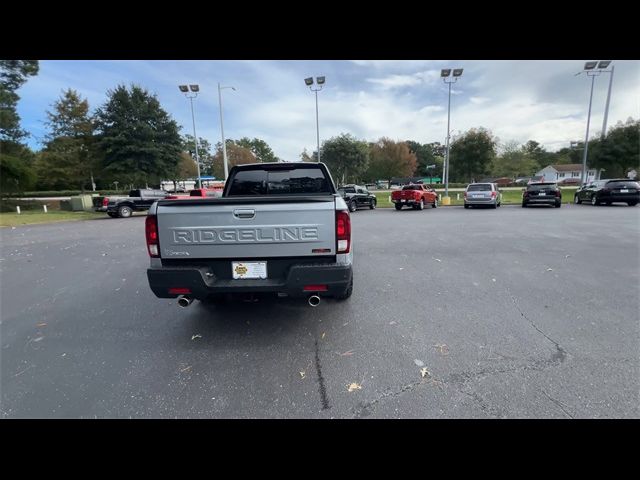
[417,199,424,210]
[432,199,438,208]
[349,200,357,212]
[118,205,133,218]
[369,199,376,209]
[334,278,353,300]
[395,204,402,210]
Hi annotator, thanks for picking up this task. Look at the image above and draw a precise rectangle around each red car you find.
[391,184,438,210]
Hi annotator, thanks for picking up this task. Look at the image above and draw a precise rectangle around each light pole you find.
[600,62,614,140]
[441,68,463,204]
[304,76,325,162]
[218,83,236,180]
[179,84,202,188]
[575,61,612,185]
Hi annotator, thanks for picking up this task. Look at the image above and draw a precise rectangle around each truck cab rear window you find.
[227,168,331,196]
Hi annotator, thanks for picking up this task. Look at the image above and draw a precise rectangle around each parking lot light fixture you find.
[576,61,615,184]
[178,84,202,188]
[218,83,236,180]
[441,67,463,204]
[305,76,326,162]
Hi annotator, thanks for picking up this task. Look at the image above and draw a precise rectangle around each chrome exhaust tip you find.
[178,295,193,308]
[308,295,321,307]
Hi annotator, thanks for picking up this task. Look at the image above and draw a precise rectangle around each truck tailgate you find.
[155,197,337,259]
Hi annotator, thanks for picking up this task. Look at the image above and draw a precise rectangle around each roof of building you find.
[549,164,585,172]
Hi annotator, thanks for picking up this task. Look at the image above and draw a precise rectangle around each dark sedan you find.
[338,184,377,212]
[574,179,639,206]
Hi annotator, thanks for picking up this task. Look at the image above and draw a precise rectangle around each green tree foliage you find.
[319,133,370,185]
[588,118,639,178]
[367,138,417,186]
[449,128,497,182]
[490,140,539,178]
[181,134,213,175]
[299,148,315,162]
[34,89,96,190]
[211,142,256,179]
[0,60,39,142]
[0,147,37,193]
[406,140,442,177]
[94,85,182,187]
[235,137,278,163]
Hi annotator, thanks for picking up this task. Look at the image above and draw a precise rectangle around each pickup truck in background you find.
[146,162,353,307]
[101,189,171,218]
[391,184,438,210]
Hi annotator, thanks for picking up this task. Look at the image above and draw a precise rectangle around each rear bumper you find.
[524,197,560,205]
[147,262,353,299]
[94,206,108,212]
[597,193,639,203]
[464,198,496,205]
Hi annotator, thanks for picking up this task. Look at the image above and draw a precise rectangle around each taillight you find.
[464,191,467,198]
[102,197,109,206]
[491,191,497,198]
[336,210,351,254]
[145,215,159,257]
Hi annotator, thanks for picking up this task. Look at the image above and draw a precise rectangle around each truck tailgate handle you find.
[233,208,256,219]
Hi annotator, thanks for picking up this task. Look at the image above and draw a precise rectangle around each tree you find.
[235,137,278,163]
[211,142,256,179]
[0,60,39,142]
[449,128,497,182]
[588,118,639,178]
[490,140,538,178]
[319,133,370,185]
[94,85,182,187]
[182,134,213,175]
[0,147,36,193]
[406,140,442,178]
[367,138,417,187]
[299,148,315,162]
[34,89,96,190]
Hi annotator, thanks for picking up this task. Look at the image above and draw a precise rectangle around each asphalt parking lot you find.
[1,204,639,418]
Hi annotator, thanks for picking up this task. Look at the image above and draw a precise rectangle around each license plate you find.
[620,189,629,193]
[401,199,406,202]
[232,261,267,279]
[538,192,546,196]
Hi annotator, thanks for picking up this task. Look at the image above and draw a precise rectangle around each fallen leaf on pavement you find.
[180,365,193,372]
[191,334,202,340]
[546,268,553,272]
[347,382,362,392]
[414,359,424,367]
[36,323,47,327]
[340,350,354,356]
[389,321,397,325]
[321,332,326,339]
[420,367,431,379]
[433,258,442,262]
[299,371,306,379]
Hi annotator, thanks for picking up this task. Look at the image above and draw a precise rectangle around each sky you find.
[16,60,640,161]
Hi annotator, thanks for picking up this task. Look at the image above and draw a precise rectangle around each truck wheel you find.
[349,200,357,212]
[395,204,402,210]
[334,278,353,300]
[432,199,438,208]
[369,199,376,209]
[118,205,133,218]
[417,199,424,210]
[464,203,469,209]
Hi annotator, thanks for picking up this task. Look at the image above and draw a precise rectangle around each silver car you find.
[464,183,501,208]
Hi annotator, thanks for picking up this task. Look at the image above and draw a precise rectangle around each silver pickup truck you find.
[146,162,353,307]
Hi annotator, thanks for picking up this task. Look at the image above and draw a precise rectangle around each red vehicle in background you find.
[391,184,438,210]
